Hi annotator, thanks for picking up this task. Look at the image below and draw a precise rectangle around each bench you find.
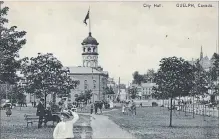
[24,114,40,127]
[24,113,61,127]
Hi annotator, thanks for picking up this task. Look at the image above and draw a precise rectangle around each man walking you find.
[94,101,98,114]
[131,100,136,115]
[90,103,94,114]
[36,98,45,128]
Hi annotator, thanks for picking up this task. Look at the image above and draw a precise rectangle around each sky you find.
[3,1,219,85]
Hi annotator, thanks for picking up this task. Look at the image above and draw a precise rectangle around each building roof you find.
[188,56,212,70]
[141,83,157,88]
[81,32,99,45]
[66,66,108,75]
[130,83,157,88]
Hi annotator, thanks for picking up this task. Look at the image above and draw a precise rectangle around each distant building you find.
[106,78,117,100]
[130,82,157,100]
[188,46,213,71]
[22,32,110,104]
[119,89,127,101]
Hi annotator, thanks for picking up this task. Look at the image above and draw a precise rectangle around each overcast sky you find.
[4,1,218,84]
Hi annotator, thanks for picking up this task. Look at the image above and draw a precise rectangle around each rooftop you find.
[66,66,108,75]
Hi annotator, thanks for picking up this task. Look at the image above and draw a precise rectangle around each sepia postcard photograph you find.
[0,1,219,139]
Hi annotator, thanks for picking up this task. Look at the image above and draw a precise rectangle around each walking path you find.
[90,112,136,139]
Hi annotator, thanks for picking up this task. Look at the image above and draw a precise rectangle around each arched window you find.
[91,62,94,67]
[84,80,88,90]
[87,61,91,67]
[93,80,96,89]
[88,47,91,52]
[93,47,96,52]
[83,47,86,52]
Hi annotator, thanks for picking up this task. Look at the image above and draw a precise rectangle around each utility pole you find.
[118,77,120,101]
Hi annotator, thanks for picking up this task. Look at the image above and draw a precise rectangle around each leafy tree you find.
[0,2,27,84]
[143,69,156,83]
[209,53,219,97]
[21,53,79,106]
[132,71,144,85]
[104,86,115,95]
[152,86,169,100]
[84,90,92,103]
[190,59,209,118]
[155,57,195,127]
[75,93,85,102]
[210,53,219,81]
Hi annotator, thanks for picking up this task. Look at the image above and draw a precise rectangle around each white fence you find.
[134,99,219,118]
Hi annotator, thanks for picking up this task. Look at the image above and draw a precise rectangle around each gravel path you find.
[91,114,136,139]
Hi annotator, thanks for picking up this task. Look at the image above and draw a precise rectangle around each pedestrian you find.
[99,101,103,114]
[94,101,98,114]
[53,110,79,139]
[131,100,136,115]
[90,103,94,114]
[34,101,36,107]
[36,98,45,128]
[6,106,12,117]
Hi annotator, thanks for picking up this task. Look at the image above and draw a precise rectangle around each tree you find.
[143,69,156,83]
[128,86,138,99]
[84,90,92,104]
[155,57,195,127]
[132,71,144,85]
[104,86,115,95]
[209,53,219,98]
[0,2,27,84]
[210,53,219,81]
[189,59,209,117]
[21,53,79,106]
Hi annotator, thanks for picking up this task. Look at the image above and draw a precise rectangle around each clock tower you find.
[81,32,99,68]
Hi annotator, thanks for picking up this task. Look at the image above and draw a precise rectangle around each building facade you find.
[188,46,213,71]
[106,78,117,100]
[68,32,109,102]
[130,82,157,100]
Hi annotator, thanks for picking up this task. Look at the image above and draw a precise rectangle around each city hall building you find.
[23,32,109,104]
[67,32,109,102]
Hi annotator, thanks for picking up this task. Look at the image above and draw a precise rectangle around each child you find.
[53,110,79,139]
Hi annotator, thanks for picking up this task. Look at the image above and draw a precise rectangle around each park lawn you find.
[104,107,219,139]
[1,106,92,139]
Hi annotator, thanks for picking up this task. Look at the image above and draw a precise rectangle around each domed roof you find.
[82,32,99,45]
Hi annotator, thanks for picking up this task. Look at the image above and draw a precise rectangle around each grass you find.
[104,106,219,139]
[1,106,92,139]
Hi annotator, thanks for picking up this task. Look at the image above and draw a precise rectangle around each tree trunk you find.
[169,98,173,127]
[179,96,180,114]
[193,96,195,118]
[44,93,47,107]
